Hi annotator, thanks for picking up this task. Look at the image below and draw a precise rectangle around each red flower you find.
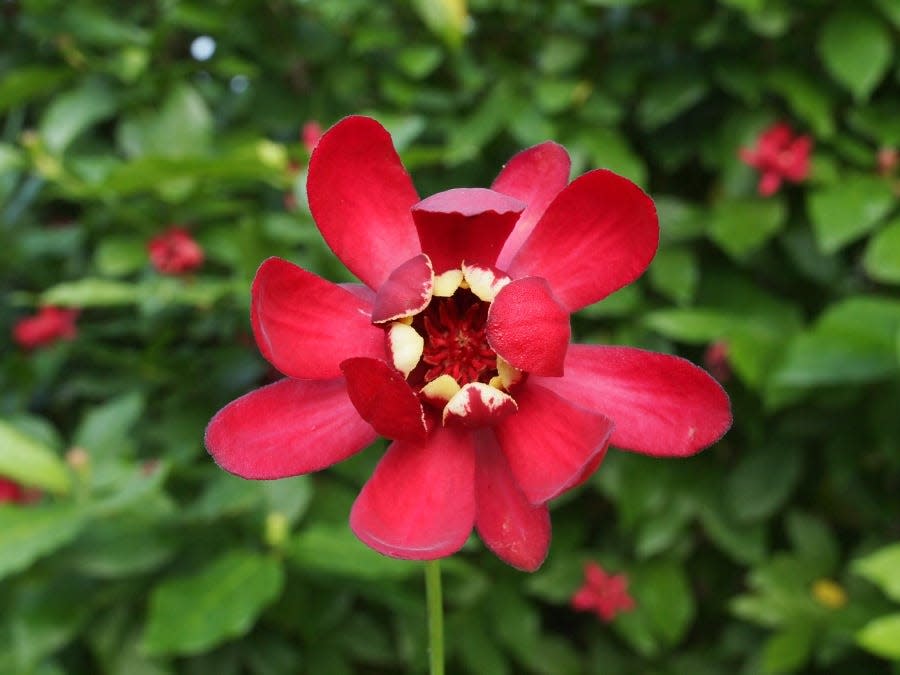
[302,121,323,153]
[205,116,731,571]
[704,340,731,383]
[148,227,204,275]
[13,306,79,349]
[0,476,27,504]
[739,122,812,197]
[571,562,635,622]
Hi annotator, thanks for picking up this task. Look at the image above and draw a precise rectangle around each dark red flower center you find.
[416,290,497,386]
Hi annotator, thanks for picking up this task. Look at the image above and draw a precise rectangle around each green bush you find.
[2,0,899,673]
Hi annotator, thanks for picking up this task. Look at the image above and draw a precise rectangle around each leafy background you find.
[2,0,900,673]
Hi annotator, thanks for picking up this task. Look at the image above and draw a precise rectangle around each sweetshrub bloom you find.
[206,116,732,571]
[571,562,635,622]
[148,226,204,275]
[0,476,28,504]
[739,122,812,197]
[13,306,79,350]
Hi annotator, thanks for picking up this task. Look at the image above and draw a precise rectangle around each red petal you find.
[486,277,570,376]
[442,382,518,428]
[350,428,476,559]
[412,188,525,274]
[532,345,732,457]
[340,357,427,442]
[507,169,658,311]
[251,257,385,379]
[307,116,421,289]
[492,141,571,269]
[474,432,551,571]
[371,254,434,323]
[493,383,614,504]
[205,378,376,479]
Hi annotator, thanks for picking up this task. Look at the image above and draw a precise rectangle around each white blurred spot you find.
[190,36,216,61]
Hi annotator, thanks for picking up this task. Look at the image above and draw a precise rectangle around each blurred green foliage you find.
[2,0,900,673]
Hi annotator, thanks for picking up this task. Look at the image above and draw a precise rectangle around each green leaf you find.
[709,197,786,258]
[808,175,894,253]
[0,67,70,114]
[42,278,140,307]
[39,80,117,154]
[853,543,900,602]
[410,0,470,48]
[0,505,86,580]
[285,524,416,580]
[0,420,70,494]
[637,72,708,130]
[726,444,803,522]
[94,236,148,277]
[141,550,284,656]
[575,127,647,186]
[762,624,814,673]
[767,68,834,138]
[648,246,698,305]
[772,296,900,387]
[818,9,893,101]
[786,512,838,577]
[118,84,212,159]
[864,217,900,284]
[857,613,900,660]
[73,391,145,460]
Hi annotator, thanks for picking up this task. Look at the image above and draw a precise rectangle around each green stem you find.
[424,559,445,675]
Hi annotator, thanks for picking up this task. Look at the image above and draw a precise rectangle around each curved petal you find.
[350,428,476,559]
[371,253,434,323]
[205,378,376,479]
[486,277,570,376]
[474,431,551,571]
[442,382,518,428]
[307,116,421,289]
[492,141,571,268]
[251,257,385,379]
[493,383,614,504]
[532,345,732,457]
[341,357,427,442]
[507,169,659,311]
[412,188,525,274]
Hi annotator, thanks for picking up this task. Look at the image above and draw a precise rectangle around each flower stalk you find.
[424,559,445,675]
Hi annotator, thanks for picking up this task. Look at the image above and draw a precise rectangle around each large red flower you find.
[206,116,731,571]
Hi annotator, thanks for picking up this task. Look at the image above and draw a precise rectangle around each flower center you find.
[415,289,497,386]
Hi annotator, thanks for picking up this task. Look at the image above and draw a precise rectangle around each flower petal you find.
[307,116,421,289]
[412,188,525,274]
[506,169,659,311]
[442,382,518,428]
[486,277,570,376]
[492,141,571,269]
[350,428,476,559]
[251,257,385,379]
[474,431,551,571]
[205,378,376,479]
[532,345,732,457]
[371,254,434,323]
[493,383,614,504]
[340,357,427,442]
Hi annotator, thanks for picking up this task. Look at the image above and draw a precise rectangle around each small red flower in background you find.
[704,340,731,383]
[13,306,79,349]
[148,226,204,275]
[206,116,731,571]
[739,122,812,197]
[572,562,635,622]
[302,121,323,153]
[0,477,27,504]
